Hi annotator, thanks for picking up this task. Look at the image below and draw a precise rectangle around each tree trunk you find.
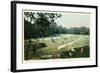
[26,38,31,60]
[25,48,28,60]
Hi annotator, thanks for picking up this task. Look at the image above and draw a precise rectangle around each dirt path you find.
[58,39,81,50]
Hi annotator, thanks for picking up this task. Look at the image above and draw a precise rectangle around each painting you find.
[11,1,98,72]
[23,10,90,60]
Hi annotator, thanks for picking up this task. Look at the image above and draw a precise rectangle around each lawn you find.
[24,34,90,60]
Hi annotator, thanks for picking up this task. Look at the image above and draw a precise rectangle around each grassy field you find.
[24,34,90,60]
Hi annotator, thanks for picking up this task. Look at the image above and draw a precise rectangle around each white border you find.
[16,3,96,70]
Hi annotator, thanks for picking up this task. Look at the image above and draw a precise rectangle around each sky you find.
[24,11,90,28]
[55,12,90,28]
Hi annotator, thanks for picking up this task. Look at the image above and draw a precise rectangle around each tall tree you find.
[24,12,61,40]
[24,12,61,59]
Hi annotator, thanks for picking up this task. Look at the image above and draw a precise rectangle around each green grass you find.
[24,34,90,60]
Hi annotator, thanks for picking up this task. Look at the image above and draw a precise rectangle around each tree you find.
[79,27,90,35]
[24,12,61,59]
[24,12,62,40]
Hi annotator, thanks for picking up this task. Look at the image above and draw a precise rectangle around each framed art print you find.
[11,1,98,72]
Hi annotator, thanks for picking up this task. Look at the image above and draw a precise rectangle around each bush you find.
[74,46,90,57]
[59,46,89,58]
[24,42,47,60]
